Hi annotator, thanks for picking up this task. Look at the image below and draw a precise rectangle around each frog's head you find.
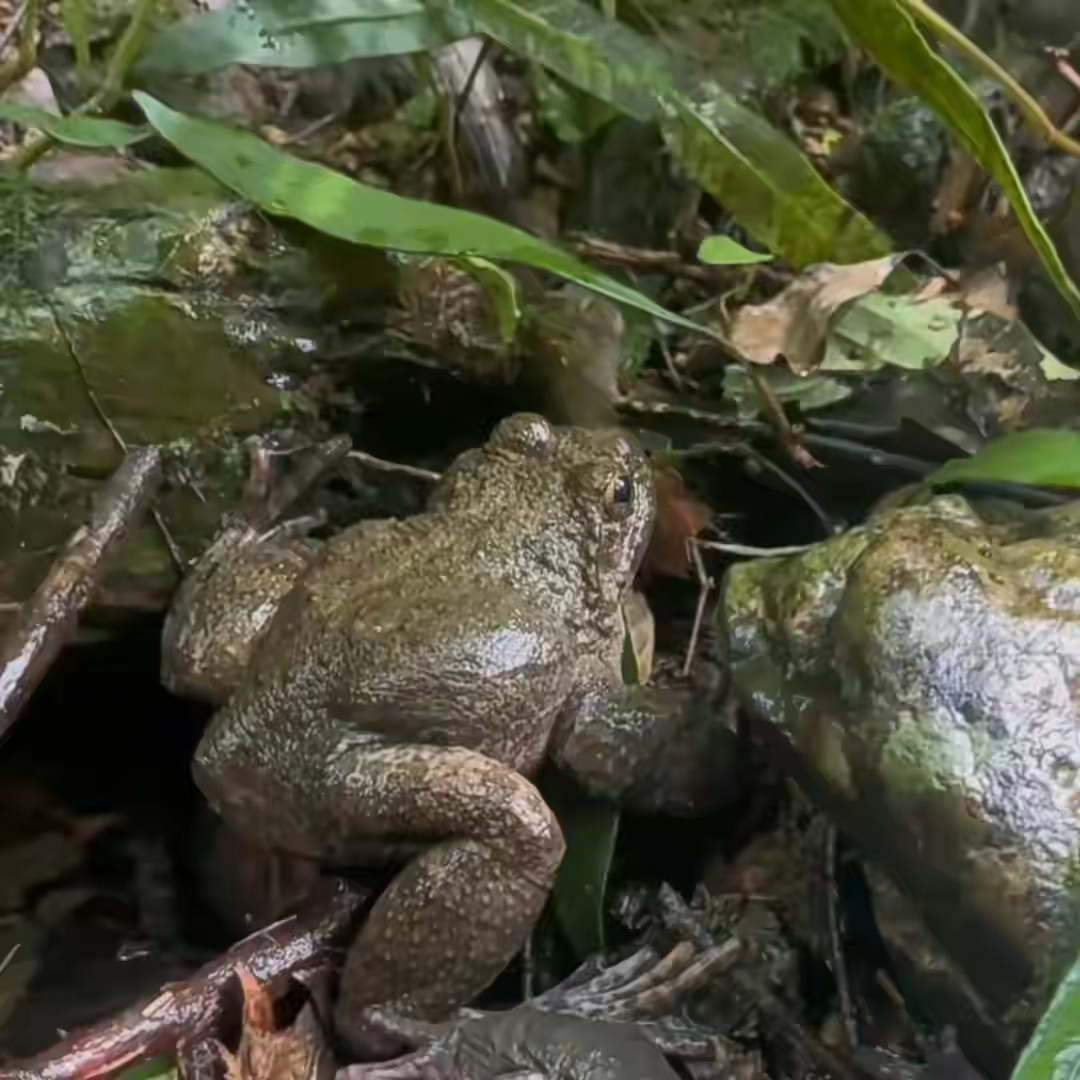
[433,413,656,595]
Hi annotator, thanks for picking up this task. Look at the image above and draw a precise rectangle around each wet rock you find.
[722,493,1080,1070]
[0,160,367,621]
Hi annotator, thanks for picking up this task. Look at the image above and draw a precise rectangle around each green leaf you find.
[136,1,462,77]
[431,0,889,267]
[927,430,1080,489]
[61,0,93,77]
[434,0,668,121]
[697,234,773,265]
[531,65,618,144]
[541,767,620,960]
[828,0,1080,324]
[821,291,962,372]
[133,92,704,333]
[0,104,150,148]
[661,89,890,268]
[1011,952,1080,1080]
[453,255,521,343]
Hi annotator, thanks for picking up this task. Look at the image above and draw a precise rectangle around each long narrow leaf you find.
[431,0,889,267]
[133,92,704,332]
[661,88,890,269]
[136,2,463,76]
[1011,951,1080,1079]
[928,430,1080,489]
[0,103,150,147]
[829,0,1080,322]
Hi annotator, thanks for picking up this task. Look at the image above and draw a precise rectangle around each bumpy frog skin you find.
[161,414,731,1050]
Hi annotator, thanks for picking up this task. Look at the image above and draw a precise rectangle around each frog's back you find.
[221,509,578,770]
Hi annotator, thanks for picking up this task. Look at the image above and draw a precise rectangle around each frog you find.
[161,413,735,1053]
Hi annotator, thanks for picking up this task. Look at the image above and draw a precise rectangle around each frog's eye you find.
[604,473,635,518]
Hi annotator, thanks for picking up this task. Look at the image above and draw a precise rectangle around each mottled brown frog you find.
[161,414,732,1050]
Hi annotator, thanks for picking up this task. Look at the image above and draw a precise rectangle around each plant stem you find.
[13,0,157,170]
[0,0,39,98]
[899,0,1080,159]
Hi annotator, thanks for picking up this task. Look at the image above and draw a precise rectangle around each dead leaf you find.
[218,968,331,1080]
[955,265,1017,321]
[620,589,654,686]
[731,256,901,373]
[642,469,712,579]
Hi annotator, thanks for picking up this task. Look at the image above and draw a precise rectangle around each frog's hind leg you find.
[193,712,566,1053]
[226,738,567,1056]
[326,743,566,1055]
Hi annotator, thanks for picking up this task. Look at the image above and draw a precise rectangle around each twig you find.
[1048,47,1080,99]
[280,111,339,146]
[12,0,155,169]
[347,450,442,484]
[681,540,713,677]
[452,37,493,132]
[900,0,1080,159]
[0,0,37,98]
[733,444,837,537]
[696,540,817,559]
[49,303,184,569]
[0,880,366,1080]
[617,397,751,432]
[0,943,18,978]
[570,235,717,286]
[0,446,162,738]
[0,0,30,58]
[442,36,495,200]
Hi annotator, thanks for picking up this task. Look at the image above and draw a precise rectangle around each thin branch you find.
[681,540,712,677]
[12,0,156,169]
[0,0,31,58]
[0,0,38,98]
[347,450,442,484]
[0,881,366,1080]
[49,302,184,568]
[696,539,818,558]
[0,446,162,736]
[570,235,717,285]
[900,0,1080,159]
[1048,47,1080,100]
[452,37,494,130]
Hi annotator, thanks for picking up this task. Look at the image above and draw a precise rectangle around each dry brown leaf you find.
[731,256,900,373]
[642,469,712,580]
[955,265,1017,320]
[218,968,330,1080]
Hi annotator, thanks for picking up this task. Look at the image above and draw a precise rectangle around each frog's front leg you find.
[161,528,316,705]
[193,727,566,1054]
[162,436,349,706]
[552,642,737,817]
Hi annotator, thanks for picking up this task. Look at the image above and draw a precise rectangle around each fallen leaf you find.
[218,968,331,1080]
[642,468,712,579]
[955,265,1017,321]
[620,589,654,686]
[730,255,901,371]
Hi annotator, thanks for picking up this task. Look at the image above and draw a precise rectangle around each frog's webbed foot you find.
[341,938,740,1080]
